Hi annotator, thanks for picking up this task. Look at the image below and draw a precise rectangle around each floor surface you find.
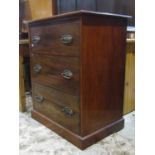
[19,95,135,155]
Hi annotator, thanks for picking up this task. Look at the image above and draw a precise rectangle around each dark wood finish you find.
[28,10,129,24]
[32,83,79,111]
[19,44,29,57]
[30,20,80,56]
[32,83,80,134]
[28,11,128,149]
[80,14,127,136]
[30,54,79,95]
[32,110,124,149]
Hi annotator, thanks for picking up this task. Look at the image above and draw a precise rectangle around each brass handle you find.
[31,36,40,47]
[34,95,44,103]
[33,64,42,73]
[61,69,73,79]
[60,34,73,45]
[62,107,74,117]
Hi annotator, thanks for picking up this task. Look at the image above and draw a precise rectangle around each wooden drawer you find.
[30,21,80,56]
[30,54,79,96]
[32,83,80,134]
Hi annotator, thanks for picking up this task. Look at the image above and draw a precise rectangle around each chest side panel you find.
[80,15,127,136]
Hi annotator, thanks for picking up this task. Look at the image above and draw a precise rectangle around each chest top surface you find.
[28,10,131,26]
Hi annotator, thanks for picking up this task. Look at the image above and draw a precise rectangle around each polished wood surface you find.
[32,84,80,134]
[30,54,79,96]
[30,21,80,56]
[28,11,128,149]
[80,14,127,136]
[32,109,124,149]
[32,83,79,111]
[28,10,130,24]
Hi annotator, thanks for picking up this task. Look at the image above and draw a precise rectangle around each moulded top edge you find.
[28,10,131,25]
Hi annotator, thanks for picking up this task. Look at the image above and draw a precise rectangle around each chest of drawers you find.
[28,10,128,149]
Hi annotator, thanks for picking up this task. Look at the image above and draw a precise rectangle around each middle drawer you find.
[30,54,79,96]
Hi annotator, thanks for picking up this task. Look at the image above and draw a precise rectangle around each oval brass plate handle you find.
[62,107,74,117]
[60,34,73,45]
[61,69,73,79]
[33,64,42,73]
[34,95,44,103]
[31,35,41,47]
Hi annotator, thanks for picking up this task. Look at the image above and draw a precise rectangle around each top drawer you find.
[29,20,80,56]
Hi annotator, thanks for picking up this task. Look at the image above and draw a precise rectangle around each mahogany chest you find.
[28,10,128,149]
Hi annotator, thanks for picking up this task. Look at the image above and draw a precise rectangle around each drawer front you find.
[30,54,79,96]
[32,83,80,134]
[30,21,80,56]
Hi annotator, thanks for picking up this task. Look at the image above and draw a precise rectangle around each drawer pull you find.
[61,69,73,79]
[32,35,41,44]
[61,34,73,45]
[62,107,74,116]
[34,95,44,103]
[33,64,42,73]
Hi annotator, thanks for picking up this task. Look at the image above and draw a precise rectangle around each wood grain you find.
[30,20,80,57]
[32,83,80,134]
[32,109,124,149]
[32,83,80,112]
[30,54,80,96]
[80,14,127,136]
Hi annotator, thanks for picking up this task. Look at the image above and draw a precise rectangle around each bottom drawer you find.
[32,83,80,134]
